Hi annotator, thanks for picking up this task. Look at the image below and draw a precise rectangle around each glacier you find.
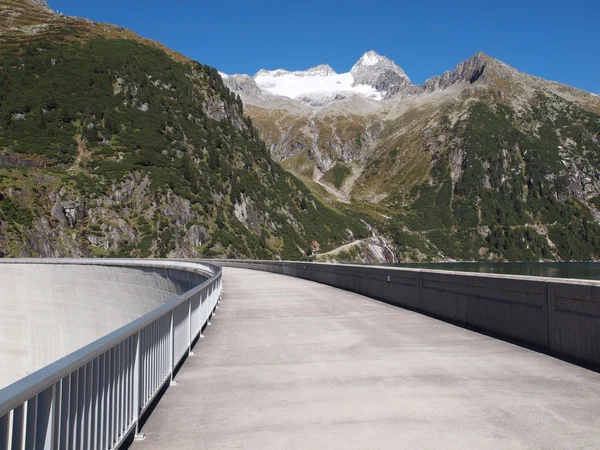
[254,70,383,102]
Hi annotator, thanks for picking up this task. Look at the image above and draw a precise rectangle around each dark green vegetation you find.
[322,164,352,189]
[0,35,366,258]
[0,194,34,230]
[387,97,600,261]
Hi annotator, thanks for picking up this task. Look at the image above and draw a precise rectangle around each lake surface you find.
[387,262,600,281]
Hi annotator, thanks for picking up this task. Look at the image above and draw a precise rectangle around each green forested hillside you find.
[387,97,600,262]
[0,10,366,258]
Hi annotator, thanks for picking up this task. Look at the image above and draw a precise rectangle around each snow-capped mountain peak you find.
[254,68,290,78]
[253,64,336,79]
[352,50,386,68]
[350,50,411,86]
[299,64,337,77]
[224,51,413,107]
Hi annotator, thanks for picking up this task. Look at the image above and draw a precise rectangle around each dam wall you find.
[214,260,600,368]
[0,259,209,388]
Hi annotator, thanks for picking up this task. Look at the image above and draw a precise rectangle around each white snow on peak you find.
[253,60,384,103]
[351,50,410,83]
[244,51,409,105]
[254,65,336,79]
[353,50,383,68]
[298,64,337,77]
[254,68,290,78]
[254,70,382,102]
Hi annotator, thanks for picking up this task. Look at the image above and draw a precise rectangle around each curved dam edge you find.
[0,259,215,389]
[210,260,600,370]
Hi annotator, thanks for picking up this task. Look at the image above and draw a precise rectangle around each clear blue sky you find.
[49,0,599,93]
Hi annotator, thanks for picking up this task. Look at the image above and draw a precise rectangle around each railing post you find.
[0,413,8,449]
[207,285,214,326]
[169,310,177,386]
[188,298,194,356]
[133,331,145,441]
[215,280,221,309]
[33,384,55,450]
[199,291,206,339]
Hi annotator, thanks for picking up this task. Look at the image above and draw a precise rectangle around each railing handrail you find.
[0,259,221,416]
[207,258,600,284]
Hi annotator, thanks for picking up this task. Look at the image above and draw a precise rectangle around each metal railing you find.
[0,260,222,450]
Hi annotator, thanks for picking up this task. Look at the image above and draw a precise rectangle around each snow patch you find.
[254,69,382,102]
[255,69,290,78]
[230,50,410,107]
[352,50,383,68]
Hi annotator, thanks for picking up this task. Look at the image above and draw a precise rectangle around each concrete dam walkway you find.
[136,268,600,449]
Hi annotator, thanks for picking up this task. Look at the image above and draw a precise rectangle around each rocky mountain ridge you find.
[226,50,597,111]
[222,48,600,263]
[350,50,411,96]
[223,50,413,106]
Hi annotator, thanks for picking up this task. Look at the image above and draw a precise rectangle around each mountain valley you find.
[222,50,600,262]
[1,0,600,263]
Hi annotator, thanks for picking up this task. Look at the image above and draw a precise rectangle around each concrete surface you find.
[0,261,206,388]
[136,268,600,449]
[215,260,600,368]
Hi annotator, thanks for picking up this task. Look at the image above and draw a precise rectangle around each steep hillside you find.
[224,52,600,262]
[0,0,368,259]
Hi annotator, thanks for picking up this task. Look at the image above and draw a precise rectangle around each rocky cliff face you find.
[220,73,263,96]
[350,50,411,96]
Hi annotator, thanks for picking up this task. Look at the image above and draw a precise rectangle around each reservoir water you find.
[388,262,600,281]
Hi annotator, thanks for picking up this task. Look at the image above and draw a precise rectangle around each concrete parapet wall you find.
[213,260,599,368]
[547,280,600,364]
[0,260,208,388]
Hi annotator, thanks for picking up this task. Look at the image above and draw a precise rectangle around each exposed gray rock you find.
[50,203,68,227]
[350,51,411,91]
[202,95,246,131]
[185,225,207,247]
[222,74,263,96]
[375,70,413,98]
[233,194,264,234]
[27,0,54,13]
[23,217,84,258]
[111,178,136,204]
[160,195,192,227]
[203,96,228,121]
[62,201,85,227]
[50,198,85,227]
[423,52,519,92]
